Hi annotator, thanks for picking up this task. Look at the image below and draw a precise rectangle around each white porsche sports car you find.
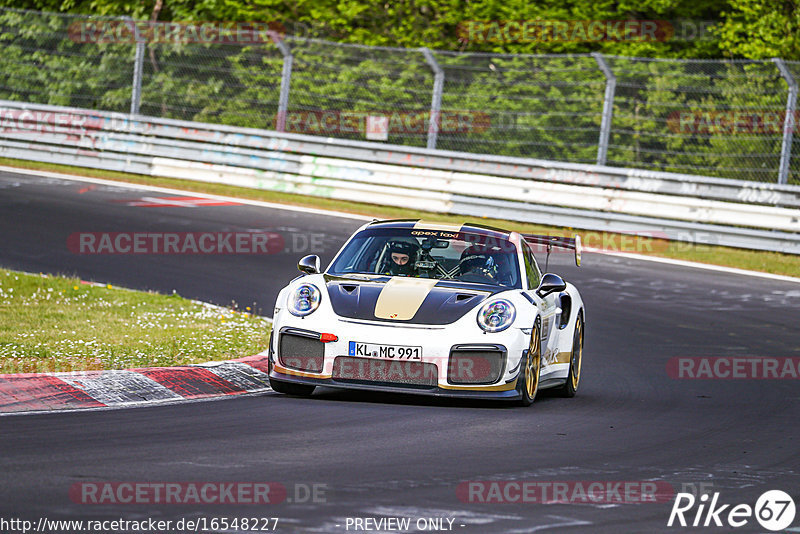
[268,220,584,405]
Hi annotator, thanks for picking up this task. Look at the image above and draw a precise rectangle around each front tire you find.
[556,312,583,398]
[518,318,542,406]
[269,378,316,397]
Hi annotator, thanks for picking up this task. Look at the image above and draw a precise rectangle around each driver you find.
[458,245,498,281]
[382,240,419,276]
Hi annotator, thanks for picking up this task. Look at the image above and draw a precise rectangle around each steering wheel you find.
[458,269,496,284]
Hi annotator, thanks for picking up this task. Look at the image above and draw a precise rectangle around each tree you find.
[715,0,800,59]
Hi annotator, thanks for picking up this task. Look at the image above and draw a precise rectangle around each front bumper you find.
[269,317,528,400]
[269,367,522,400]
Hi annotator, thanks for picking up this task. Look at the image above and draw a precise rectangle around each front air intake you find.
[332,356,438,388]
[448,345,506,385]
[278,330,324,372]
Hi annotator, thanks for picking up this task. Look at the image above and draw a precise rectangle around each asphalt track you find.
[1,169,799,533]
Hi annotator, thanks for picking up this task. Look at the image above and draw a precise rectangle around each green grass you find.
[0,268,271,374]
[1,157,798,278]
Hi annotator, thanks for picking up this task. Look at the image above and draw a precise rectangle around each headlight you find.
[477,299,516,332]
[288,284,321,317]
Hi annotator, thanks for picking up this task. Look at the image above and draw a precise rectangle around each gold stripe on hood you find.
[374,278,439,320]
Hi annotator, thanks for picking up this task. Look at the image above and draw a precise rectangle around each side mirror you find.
[536,273,567,298]
[298,255,321,275]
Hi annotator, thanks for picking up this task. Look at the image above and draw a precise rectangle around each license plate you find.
[349,341,422,360]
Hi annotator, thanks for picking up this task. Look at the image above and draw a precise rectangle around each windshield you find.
[328,227,521,288]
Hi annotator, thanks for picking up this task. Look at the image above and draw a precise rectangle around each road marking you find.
[585,247,800,284]
[120,196,241,208]
[2,165,797,283]
[504,515,592,533]
[59,370,183,405]
[0,165,370,221]
[194,361,271,392]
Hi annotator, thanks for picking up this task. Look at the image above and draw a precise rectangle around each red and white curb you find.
[0,352,272,415]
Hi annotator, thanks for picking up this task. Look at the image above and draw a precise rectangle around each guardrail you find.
[1,99,799,254]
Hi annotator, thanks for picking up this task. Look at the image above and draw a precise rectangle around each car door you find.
[522,242,560,370]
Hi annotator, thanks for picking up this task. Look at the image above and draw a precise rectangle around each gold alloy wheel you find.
[571,317,583,390]
[525,323,541,400]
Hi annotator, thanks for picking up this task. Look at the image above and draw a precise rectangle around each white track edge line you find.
[2,165,798,284]
[0,388,275,417]
[0,165,372,222]
[583,247,800,284]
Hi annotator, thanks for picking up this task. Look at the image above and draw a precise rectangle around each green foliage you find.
[0,9,135,109]
[0,3,798,183]
[2,0,796,59]
[715,0,800,59]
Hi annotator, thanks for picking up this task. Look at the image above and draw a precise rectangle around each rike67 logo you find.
[668,490,796,531]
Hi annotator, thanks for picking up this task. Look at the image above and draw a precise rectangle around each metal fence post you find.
[270,31,293,132]
[128,17,144,116]
[421,47,444,150]
[773,58,797,185]
[592,52,616,166]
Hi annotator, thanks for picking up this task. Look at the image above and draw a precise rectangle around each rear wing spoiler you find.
[521,234,582,268]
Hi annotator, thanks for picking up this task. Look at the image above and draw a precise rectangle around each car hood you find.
[323,274,508,325]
